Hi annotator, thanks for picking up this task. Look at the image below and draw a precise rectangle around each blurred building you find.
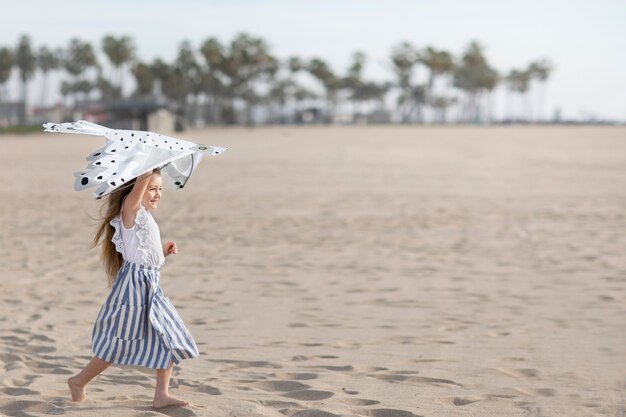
[105,99,176,133]
[31,103,65,125]
[0,101,25,128]
[294,107,324,124]
[367,109,391,124]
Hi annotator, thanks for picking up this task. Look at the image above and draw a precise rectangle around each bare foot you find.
[67,376,86,402]
[153,394,189,409]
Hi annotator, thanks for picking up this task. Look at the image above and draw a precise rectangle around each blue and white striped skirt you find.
[92,261,199,369]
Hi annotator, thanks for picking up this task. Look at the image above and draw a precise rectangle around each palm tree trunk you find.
[40,73,48,107]
[20,79,28,124]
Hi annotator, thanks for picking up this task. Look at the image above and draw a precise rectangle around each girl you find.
[68,169,199,408]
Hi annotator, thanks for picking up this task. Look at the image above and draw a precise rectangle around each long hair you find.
[93,180,136,287]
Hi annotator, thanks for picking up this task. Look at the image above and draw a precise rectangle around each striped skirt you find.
[92,261,199,369]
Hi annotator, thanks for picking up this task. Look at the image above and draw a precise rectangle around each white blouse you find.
[110,204,165,268]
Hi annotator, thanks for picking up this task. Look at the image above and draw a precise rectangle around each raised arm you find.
[122,171,153,229]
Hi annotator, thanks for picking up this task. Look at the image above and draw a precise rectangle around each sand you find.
[0,126,625,417]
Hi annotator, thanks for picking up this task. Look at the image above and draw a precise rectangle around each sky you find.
[1,0,625,121]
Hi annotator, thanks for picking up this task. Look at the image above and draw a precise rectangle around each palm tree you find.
[350,80,392,122]
[265,78,293,123]
[15,35,36,123]
[175,41,204,125]
[149,58,171,95]
[131,62,154,96]
[528,59,553,122]
[200,33,277,125]
[308,57,341,122]
[281,55,308,122]
[453,41,499,123]
[230,33,278,125]
[420,47,454,122]
[37,46,61,107]
[199,37,227,124]
[343,51,367,119]
[390,41,423,123]
[505,69,532,121]
[150,57,187,112]
[287,56,304,73]
[96,72,118,103]
[63,38,98,106]
[0,48,14,104]
[264,56,322,124]
[101,35,135,98]
[430,96,457,123]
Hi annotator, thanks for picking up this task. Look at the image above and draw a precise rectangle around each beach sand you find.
[0,126,625,417]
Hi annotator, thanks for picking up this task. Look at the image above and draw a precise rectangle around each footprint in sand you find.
[364,409,423,417]
[514,387,556,397]
[177,379,222,395]
[254,379,334,402]
[439,396,482,406]
[272,372,318,380]
[488,330,512,337]
[407,376,463,387]
[1,387,39,396]
[519,403,545,417]
[98,373,154,388]
[340,398,380,406]
[373,374,412,383]
[292,410,341,417]
[493,367,540,379]
[257,399,299,408]
[282,390,334,401]
[309,365,353,372]
[255,380,310,392]
[439,324,469,332]
[355,366,389,373]
[213,359,282,369]
[2,374,39,387]
[0,400,64,416]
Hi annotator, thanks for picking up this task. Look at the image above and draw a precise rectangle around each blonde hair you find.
[93,181,135,287]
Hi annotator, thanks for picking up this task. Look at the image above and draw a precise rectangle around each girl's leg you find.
[153,361,189,409]
[67,357,112,401]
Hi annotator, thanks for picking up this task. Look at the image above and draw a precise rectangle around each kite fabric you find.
[43,120,226,199]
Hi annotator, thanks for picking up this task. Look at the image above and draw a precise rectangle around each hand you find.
[163,241,178,257]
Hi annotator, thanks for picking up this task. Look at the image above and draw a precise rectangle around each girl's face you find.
[142,174,162,211]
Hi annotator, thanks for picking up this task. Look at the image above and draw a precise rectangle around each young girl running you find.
[68,169,199,408]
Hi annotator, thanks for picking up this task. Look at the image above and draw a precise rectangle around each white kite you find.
[43,120,226,199]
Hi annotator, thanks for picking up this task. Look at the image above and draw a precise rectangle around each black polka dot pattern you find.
[44,123,227,199]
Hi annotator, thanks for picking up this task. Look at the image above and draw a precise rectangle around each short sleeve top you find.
[110,203,165,268]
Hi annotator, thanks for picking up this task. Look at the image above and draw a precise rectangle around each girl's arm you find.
[122,171,153,228]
